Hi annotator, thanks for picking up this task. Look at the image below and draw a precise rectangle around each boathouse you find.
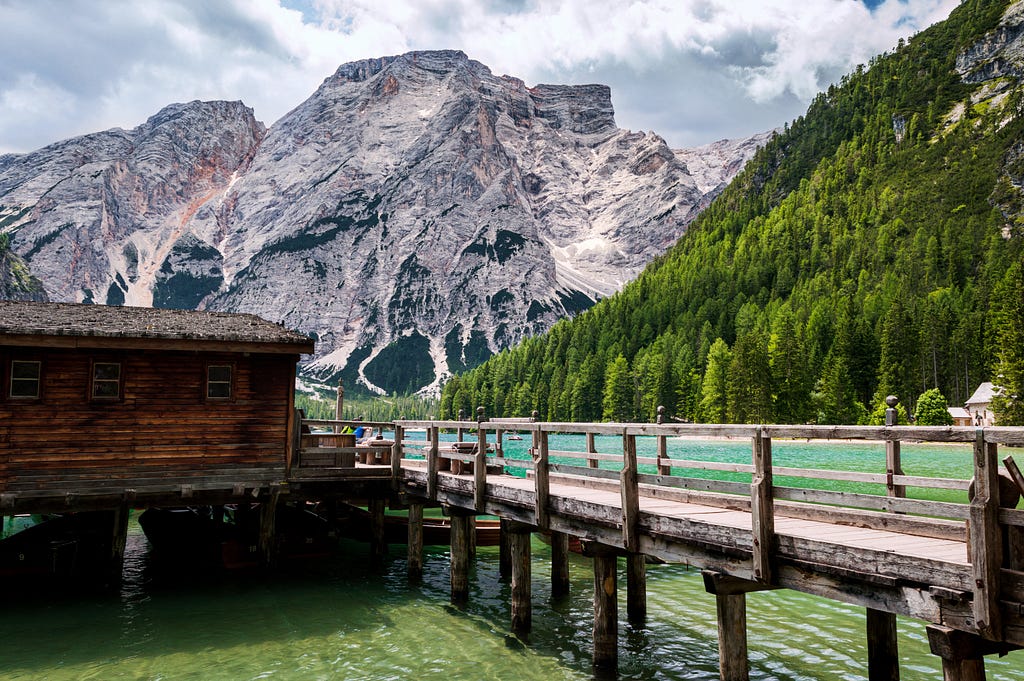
[0,301,312,516]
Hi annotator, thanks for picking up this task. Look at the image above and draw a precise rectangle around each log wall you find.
[0,347,297,495]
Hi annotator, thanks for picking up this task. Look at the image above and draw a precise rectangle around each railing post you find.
[427,426,439,501]
[969,429,1002,640]
[533,425,550,530]
[751,427,775,584]
[884,395,905,502]
[586,431,598,469]
[391,423,404,485]
[475,407,487,512]
[621,430,640,553]
[656,406,671,476]
[457,409,465,443]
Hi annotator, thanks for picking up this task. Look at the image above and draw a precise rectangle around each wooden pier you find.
[289,415,1024,680]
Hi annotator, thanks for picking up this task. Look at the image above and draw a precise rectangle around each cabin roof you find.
[0,301,314,354]
[966,381,998,407]
[947,407,971,419]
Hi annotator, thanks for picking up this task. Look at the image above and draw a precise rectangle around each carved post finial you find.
[458,408,465,421]
[657,405,665,425]
[885,395,899,427]
[532,410,539,422]
[477,406,486,422]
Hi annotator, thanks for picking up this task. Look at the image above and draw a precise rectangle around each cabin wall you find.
[0,347,297,493]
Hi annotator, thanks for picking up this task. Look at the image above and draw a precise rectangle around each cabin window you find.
[207,364,233,399]
[10,360,41,399]
[91,361,122,399]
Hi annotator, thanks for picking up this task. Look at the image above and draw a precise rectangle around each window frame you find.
[205,362,235,401]
[9,359,42,400]
[90,360,123,401]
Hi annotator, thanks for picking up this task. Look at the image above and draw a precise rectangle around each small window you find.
[92,362,122,399]
[207,364,232,399]
[10,360,41,398]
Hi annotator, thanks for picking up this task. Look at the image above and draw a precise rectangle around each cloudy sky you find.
[0,0,960,155]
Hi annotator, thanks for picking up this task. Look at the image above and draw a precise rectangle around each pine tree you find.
[602,355,635,421]
[699,338,731,423]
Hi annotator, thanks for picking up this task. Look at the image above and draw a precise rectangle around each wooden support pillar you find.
[108,501,131,585]
[592,548,619,673]
[866,608,900,681]
[509,522,532,635]
[499,518,513,580]
[369,498,388,566]
[468,515,477,558]
[702,571,778,681]
[259,488,281,568]
[626,552,646,625]
[550,531,570,598]
[408,503,424,581]
[716,593,748,681]
[926,626,1018,681]
[450,509,473,605]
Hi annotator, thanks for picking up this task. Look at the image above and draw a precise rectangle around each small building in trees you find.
[947,406,972,427]
[965,381,998,426]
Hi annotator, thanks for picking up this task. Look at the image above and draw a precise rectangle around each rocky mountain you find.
[0,50,766,394]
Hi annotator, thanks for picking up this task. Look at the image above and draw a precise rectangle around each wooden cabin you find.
[0,301,313,513]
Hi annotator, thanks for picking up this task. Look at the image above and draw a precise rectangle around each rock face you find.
[0,50,765,394]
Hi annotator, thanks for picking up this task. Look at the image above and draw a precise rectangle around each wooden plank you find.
[621,433,640,553]
[969,432,1003,640]
[427,427,439,501]
[866,608,899,681]
[716,593,749,681]
[408,502,424,581]
[592,550,618,671]
[510,524,532,634]
[475,424,487,511]
[534,428,550,530]
[751,430,775,584]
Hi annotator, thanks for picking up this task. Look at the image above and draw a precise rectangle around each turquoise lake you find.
[1,435,1022,680]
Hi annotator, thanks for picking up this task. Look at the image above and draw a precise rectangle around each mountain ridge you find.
[0,50,768,394]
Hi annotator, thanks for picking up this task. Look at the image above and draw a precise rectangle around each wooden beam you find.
[586,432,599,469]
[657,432,671,477]
[886,438,906,500]
[751,429,775,584]
[534,428,550,530]
[450,509,473,605]
[969,431,1002,640]
[592,549,618,672]
[427,426,439,501]
[866,608,900,681]
[258,487,280,567]
[702,570,778,596]
[408,502,424,582]
[391,424,404,486]
[475,425,487,511]
[626,552,646,625]
[369,498,388,567]
[551,531,570,598]
[716,592,748,681]
[108,502,130,586]
[925,625,1019,681]
[621,433,640,553]
[510,523,532,634]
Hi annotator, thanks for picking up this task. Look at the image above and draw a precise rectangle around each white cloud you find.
[0,0,963,154]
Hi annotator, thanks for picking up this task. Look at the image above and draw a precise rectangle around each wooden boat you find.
[139,503,337,569]
[0,511,115,580]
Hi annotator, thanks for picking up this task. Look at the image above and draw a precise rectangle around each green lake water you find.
[2,436,1023,680]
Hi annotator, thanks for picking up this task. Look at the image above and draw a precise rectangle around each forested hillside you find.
[440,0,1024,425]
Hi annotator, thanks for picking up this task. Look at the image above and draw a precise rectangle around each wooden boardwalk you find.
[295,417,1024,679]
